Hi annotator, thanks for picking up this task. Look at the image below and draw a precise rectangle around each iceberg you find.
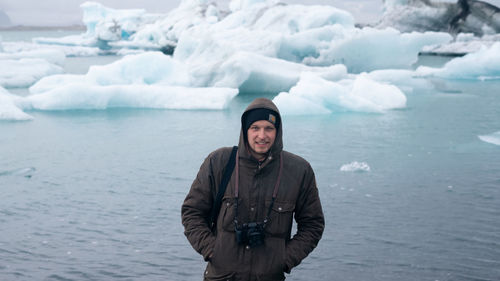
[172,1,451,73]
[416,42,500,80]
[32,0,220,52]
[297,27,451,72]
[180,50,348,92]
[0,86,33,121]
[0,40,66,88]
[273,72,407,115]
[0,58,64,88]
[25,84,237,111]
[24,52,237,111]
[479,131,500,146]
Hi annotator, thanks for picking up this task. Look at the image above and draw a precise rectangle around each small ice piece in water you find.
[478,131,500,146]
[340,161,371,172]
[0,167,36,177]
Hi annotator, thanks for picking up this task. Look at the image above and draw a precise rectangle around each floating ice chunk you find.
[30,52,190,94]
[175,3,443,74]
[80,1,151,41]
[86,52,191,86]
[29,74,86,94]
[273,72,406,115]
[25,84,237,110]
[24,52,237,111]
[478,131,500,146]
[0,58,64,88]
[132,0,221,46]
[207,51,347,92]
[416,42,500,80]
[303,27,452,72]
[0,87,33,121]
[340,161,371,172]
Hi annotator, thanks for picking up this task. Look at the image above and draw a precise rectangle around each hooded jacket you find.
[182,98,325,281]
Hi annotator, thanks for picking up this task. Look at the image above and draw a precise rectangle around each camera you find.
[235,222,265,247]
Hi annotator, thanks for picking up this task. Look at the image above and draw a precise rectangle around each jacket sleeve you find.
[181,154,217,261]
[284,167,325,273]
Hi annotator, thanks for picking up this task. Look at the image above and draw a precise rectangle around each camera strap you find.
[234,151,283,228]
[210,146,238,230]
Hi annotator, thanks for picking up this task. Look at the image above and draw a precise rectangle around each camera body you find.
[235,222,265,247]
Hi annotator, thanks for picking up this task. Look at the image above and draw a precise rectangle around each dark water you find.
[1,32,500,281]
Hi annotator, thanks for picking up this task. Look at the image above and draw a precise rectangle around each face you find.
[247,120,277,161]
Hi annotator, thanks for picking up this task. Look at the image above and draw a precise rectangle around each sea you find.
[1,30,499,281]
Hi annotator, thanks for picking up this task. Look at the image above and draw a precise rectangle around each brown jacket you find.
[182,98,324,281]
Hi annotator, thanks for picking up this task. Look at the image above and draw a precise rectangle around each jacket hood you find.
[239,98,283,161]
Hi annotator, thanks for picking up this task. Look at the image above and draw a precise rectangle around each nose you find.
[257,128,266,139]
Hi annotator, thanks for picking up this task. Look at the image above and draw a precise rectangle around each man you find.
[182,98,324,281]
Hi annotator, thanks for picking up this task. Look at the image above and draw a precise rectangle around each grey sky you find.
[0,0,499,27]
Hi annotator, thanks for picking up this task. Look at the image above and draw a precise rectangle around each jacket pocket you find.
[265,200,295,237]
[219,196,236,233]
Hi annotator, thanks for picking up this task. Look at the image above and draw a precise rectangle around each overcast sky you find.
[1,0,499,27]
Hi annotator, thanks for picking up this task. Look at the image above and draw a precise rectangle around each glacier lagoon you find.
[1,30,500,281]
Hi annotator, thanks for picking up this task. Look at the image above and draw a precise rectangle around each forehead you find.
[249,120,276,129]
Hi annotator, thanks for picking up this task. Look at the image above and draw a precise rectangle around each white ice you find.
[340,161,371,172]
[172,2,451,73]
[3,0,500,119]
[478,131,500,146]
[273,72,407,115]
[416,42,500,80]
[0,39,66,88]
[23,52,237,111]
[25,84,237,111]
[0,58,64,88]
[0,86,33,121]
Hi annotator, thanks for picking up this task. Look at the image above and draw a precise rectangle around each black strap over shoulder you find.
[210,146,238,229]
